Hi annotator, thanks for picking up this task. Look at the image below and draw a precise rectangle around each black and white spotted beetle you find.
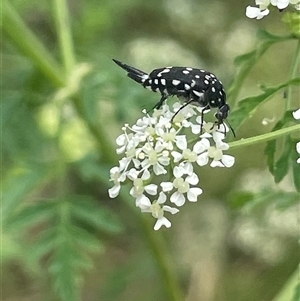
[113,59,235,136]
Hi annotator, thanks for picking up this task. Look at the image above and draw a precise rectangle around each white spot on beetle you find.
[154,79,159,85]
[204,80,209,85]
[184,84,190,90]
[172,80,181,86]
[205,75,211,80]
[186,67,193,71]
[211,87,216,92]
[161,79,166,85]
[193,90,203,97]
[191,80,196,87]
[195,75,200,78]
[183,70,189,74]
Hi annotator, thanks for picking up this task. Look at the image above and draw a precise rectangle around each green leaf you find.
[71,197,123,233]
[4,200,56,231]
[229,191,255,209]
[69,225,104,253]
[274,192,299,210]
[76,154,111,183]
[230,190,299,212]
[230,78,300,130]
[29,228,57,261]
[265,139,276,175]
[2,164,51,216]
[273,136,293,183]
[227,30,293,105]
[265,110,297,176]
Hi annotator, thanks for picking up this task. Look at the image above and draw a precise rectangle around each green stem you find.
[140,216,183,301]
[53,0,76,74]
[2,0,65,87]
[228,124,300,150]
[272,266,300,301]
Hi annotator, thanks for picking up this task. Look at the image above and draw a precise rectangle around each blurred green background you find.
[2,1,299,301]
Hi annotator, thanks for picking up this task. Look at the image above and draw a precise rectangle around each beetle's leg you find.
[170,98,195,122]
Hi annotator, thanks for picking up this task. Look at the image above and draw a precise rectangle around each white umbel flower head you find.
[246,0,300,19]
[108,101,235,230]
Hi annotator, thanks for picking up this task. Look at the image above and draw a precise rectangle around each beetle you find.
[113,59,234,136]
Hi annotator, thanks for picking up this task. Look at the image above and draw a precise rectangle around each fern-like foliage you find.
[3,195,123,301]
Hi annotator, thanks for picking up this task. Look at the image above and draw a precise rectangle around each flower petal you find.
[221,155,235,167]
[176,135,187,150]
[187,187,203,202]
[154,217,171,230]
[186,173,199,185]
[173,165,184,177]
[161,182,173,192]
[157,192,167,204]
[197,152,209,166]
[210,160,224,167]
[293,108,300,120]
[193,139,210,154]
[163,205,180,214]
[108,185,121,198]
[170,192,186,206]
[136,195,151,208]
[171,151,183,162]
[246,6,269,19]
[153,163,167,175]
[181,162,194,175]
[296,141,300,154]
[145,184,158,195]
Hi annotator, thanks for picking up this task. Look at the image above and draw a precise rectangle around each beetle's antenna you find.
[226,120,236,138]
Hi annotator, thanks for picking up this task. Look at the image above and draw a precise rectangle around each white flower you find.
[130,178,158,198]
[161,166,203,206]
[246,0,300,19]
[296,142,300,164]
[108,101,235,230]
[293,108,300,120]
[138,192,179,230]
[271,0,290,9]
[108,166,126,198]
[293,109,300,163]
[140,141,170,175]
[196,127,235,168]
[246,6,270,18]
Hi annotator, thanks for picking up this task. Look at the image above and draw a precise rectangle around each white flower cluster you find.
[293,108,300,163]
[108,102,235,230]
[246,0,300,19]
